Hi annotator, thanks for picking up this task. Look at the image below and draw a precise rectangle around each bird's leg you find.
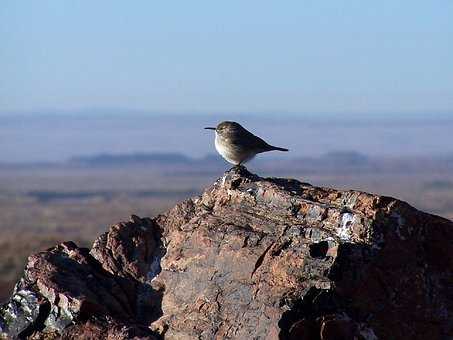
[228,164,240,171]
[228,163,247,173]
[236,163,247,171]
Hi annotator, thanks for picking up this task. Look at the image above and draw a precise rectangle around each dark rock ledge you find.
[1,167,452,339]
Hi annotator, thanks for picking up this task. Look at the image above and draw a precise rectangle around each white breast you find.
[214,133,255,165]
[215,133,239,165]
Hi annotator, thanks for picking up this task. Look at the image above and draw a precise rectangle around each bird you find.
[205,121,288,166]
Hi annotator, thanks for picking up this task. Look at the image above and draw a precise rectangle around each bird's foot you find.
[228,164,248,174]
[232,164,246,169]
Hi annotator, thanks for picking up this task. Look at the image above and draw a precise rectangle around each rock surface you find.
[1,167,452,339]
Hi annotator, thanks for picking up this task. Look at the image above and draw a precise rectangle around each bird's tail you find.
[269,145,289,152]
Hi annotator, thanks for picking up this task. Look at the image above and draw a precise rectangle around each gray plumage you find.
[205,121,288,165]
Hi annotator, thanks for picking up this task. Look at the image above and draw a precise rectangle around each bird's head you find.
[204,121,243,137]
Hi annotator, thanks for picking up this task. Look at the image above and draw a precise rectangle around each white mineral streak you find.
[337,212,355,241]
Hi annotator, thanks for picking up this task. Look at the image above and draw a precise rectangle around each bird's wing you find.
[228,127,272,151]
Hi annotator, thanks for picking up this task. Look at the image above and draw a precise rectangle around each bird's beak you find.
[204,127,216,130]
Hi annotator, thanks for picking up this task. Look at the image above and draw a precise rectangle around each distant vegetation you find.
[70,152,192,165]
[69,151,372,167]
[423,180,453,190]
[320,150,369,166]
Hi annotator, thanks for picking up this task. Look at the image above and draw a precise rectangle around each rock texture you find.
[1,167,452,339]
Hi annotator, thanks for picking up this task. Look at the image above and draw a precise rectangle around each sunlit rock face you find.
[1,167,452,339]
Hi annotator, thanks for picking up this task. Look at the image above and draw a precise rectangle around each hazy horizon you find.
[1,112,453,163]
[2,2,451,163]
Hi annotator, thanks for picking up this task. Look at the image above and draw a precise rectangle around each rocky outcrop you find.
[0,216,163,340]
[1,167,452,339]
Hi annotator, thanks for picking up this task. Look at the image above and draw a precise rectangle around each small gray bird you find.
[205,121,289,166]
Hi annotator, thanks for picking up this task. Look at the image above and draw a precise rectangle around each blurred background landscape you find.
[1,1,452,301]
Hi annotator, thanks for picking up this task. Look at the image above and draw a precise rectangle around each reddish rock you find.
[1,167,452,339]
[0,217,161,339]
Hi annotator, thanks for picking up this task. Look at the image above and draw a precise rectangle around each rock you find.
[0,217,162,339]
[1,167,452,339]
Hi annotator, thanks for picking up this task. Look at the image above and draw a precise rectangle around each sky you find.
[0,1,452,115]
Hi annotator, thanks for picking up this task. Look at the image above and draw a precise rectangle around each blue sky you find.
[1,1,452,115]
